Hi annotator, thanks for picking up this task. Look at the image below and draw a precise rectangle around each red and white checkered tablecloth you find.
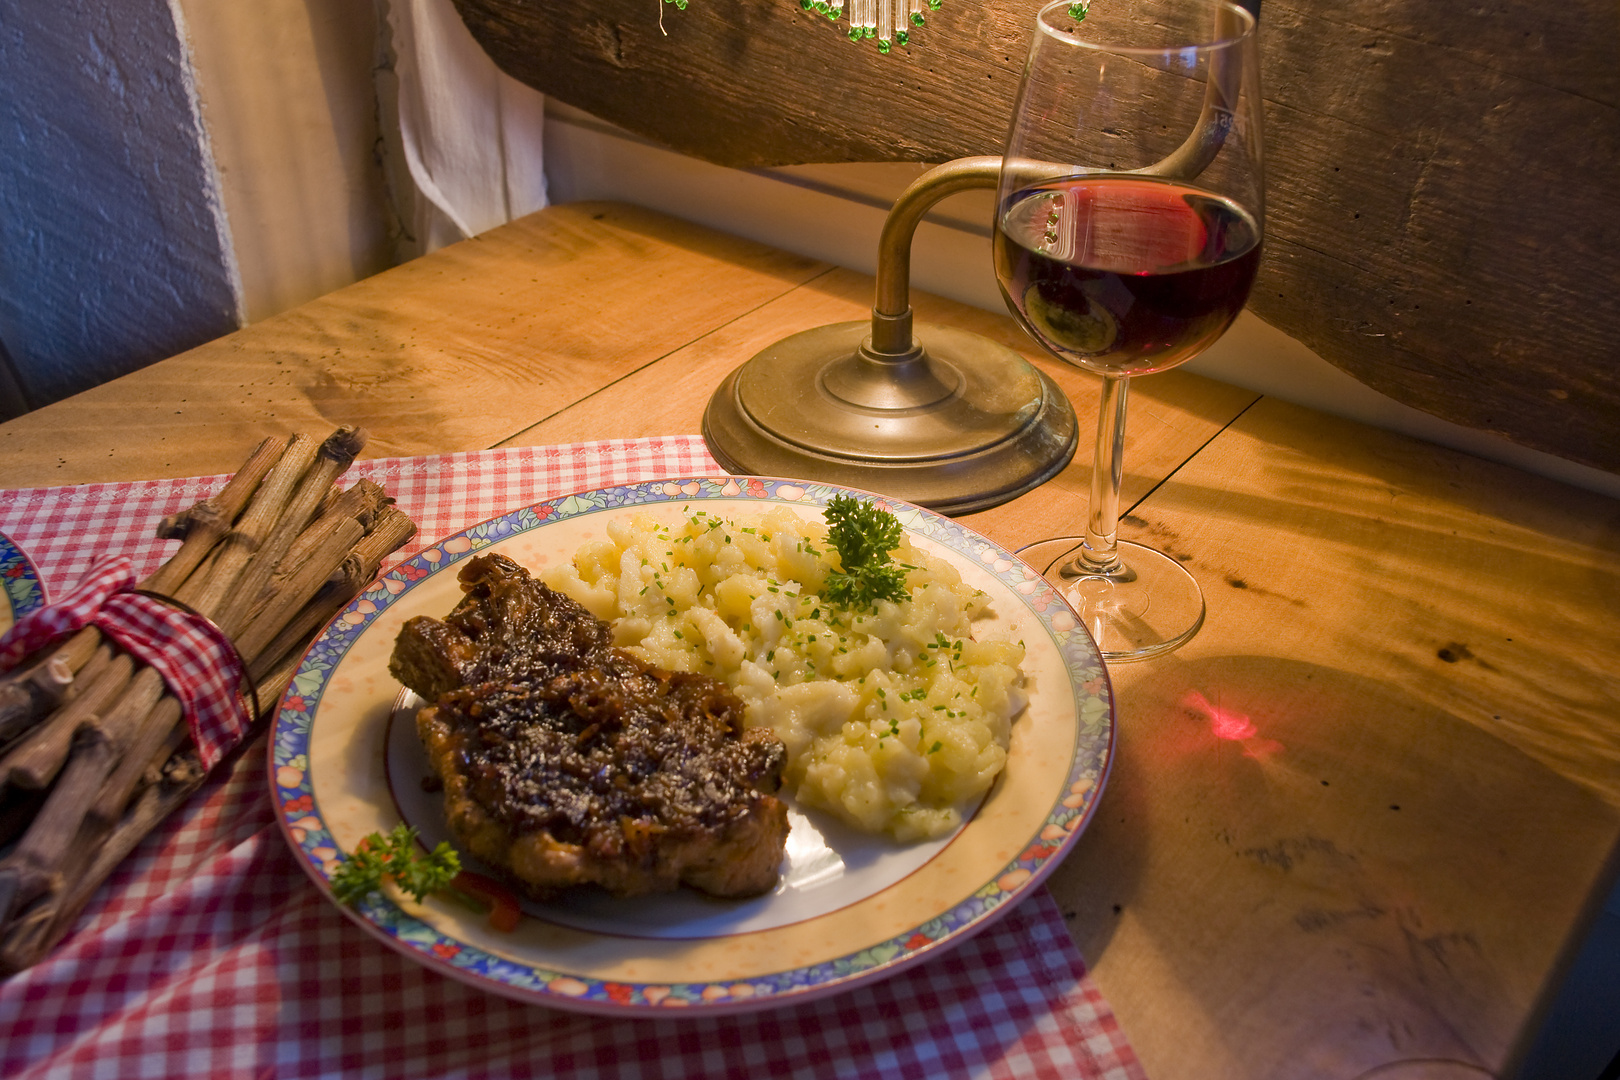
[0,437,1145,1080]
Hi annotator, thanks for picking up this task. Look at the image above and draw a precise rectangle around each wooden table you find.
[3,203,1616,1080]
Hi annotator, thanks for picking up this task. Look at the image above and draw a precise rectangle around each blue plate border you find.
[0,530,47,624]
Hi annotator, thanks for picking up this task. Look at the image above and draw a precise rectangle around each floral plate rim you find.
[0,529,47,629]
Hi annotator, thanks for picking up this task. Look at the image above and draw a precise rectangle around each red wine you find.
[994,176,1261,376]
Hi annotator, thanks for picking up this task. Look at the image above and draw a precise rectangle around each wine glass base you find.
[1018,537,1205,662]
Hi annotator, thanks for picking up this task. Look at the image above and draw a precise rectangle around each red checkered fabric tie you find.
[0,557,251,769]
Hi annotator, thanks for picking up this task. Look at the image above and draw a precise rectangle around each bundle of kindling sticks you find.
[0,427,416,973]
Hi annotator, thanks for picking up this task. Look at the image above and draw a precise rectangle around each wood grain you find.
[455,0,1620,474]
[504,263,1261,520]
[1043,396,1620,1079]
[1253,1,1620,476]
[453,0,1025,167]
[0,204,824,487]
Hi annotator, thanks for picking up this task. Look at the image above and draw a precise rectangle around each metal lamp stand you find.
[702,156,1077,516]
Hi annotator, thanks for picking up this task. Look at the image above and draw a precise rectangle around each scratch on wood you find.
[1401,921,1483,976]
[1296,902,1386,933]
[582,19,626,67]
[1240,835,1358,873]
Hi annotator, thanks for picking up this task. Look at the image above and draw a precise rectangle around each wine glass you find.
[994,0,1263,661]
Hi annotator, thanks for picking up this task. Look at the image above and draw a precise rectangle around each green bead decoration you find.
[661,0,950,53]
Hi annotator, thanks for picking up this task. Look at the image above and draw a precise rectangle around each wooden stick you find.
[85,675,175,826]
[0,629,99,748]
[351,503,420,577]
[235,518,365,664]
[0,433,291,793]
[0,429,417,974]
[86,495,380,826]
[14,471,365,841]
[141,435,284,597]
[276,479,391,583]
[153,435,282,541]
[0,787,47,850]
[247,504,418,683]
[94,511,391,828]
[0,654,302,973]
[0,433,282,751]
[214,426,367,637]
[0,724,118,923]
[0,649,129,791]
[234,481,392,637]
[0,666,163,858]
[309,483,341,523]
[138,715,192,792]
[0,752,207,975]
[175,434,320,616]
[0,663,72,749]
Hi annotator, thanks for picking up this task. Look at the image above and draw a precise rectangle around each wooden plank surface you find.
[1045,397,1620,1079]
[0,203,824,487]
[2,201,1616,1080]
[454,0,1620,475]
[504,263,1261,527]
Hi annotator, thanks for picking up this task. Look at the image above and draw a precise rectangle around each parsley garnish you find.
[330,823,460,905]
[822,495,908,611]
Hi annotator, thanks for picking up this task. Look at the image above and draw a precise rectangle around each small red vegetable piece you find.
[450,870,523,932]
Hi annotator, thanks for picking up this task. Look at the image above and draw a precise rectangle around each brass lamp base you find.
[702,320,1077,515]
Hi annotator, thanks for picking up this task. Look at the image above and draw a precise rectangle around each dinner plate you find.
[0,530,47,637]
[270,477,1114,1016]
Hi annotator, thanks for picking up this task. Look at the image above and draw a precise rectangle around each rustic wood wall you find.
[452,0,1620,474]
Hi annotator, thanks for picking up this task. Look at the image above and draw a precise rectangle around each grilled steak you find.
[389,553,789,899]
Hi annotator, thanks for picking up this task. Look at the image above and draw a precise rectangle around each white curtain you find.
[386,0,549,251]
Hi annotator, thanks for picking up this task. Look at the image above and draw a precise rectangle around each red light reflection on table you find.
[1184,690,1285,760]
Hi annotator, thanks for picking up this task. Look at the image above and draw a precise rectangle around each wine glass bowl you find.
[994,177,1262,378]
[996,0,1263,661]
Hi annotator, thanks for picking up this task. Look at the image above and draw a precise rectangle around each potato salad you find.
[542,500,1027,841]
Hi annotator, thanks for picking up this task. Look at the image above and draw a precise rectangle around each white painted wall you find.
[542,104,1620,501]
[0,0,396,418]
[0,0,242,416]
[178,0,396,323]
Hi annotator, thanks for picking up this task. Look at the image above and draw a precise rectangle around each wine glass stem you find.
[1070,374,1129,578]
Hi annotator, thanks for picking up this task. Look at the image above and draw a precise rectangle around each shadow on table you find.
[1045,653,1617,1078]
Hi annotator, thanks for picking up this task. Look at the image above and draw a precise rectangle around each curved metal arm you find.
[867,157,1002,356]
[1142,9,1245,182]
[864,135,1225,357]
[868,5,1246,357]
[867,155,1086,355]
